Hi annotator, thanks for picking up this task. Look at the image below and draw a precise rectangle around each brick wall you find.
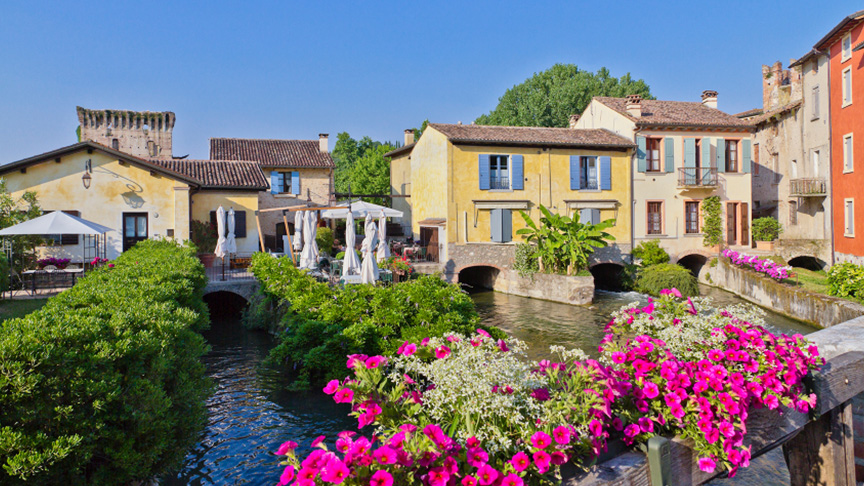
[257,168,333,250]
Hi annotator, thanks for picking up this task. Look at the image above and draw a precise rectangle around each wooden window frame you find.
[684,200,700,234]
[725,139,738,173]
[645,138,662,172]
[646,200,664,236]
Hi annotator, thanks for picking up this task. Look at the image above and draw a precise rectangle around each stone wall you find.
[77,107,175,159]
[493,270,594,305]
[702,258,864,327]
[774,238,832,265]
[442,242,516,281]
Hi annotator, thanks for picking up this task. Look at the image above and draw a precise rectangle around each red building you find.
[814,11,864,263]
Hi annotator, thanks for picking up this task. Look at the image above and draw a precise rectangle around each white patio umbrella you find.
[376,212,390,262]
[300,210,319,270]
[321,200,403,219]
[225,208,237,254]
[214,206,227,259]
[343,210,361,275]
[293,210,304,252]
[360,214,379,284]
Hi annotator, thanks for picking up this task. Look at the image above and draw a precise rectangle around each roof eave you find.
[813,10,864,49]
[449,139,634,150]
[635,122,755,133]
[200,185,269,191]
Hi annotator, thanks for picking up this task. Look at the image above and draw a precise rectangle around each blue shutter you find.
[716,139,726,173]
[270,171,280,194]
[636,136,647,172]
[479,154,491,190]
[570,156,580,190]
[490,208,502,242]
[291,171,301,195]
[684,138,696,168]
[511,155,524,190]
[664,137,675,173]
[501,209,512,242]
[701,139,711,171]
[579,208,592,224]
[742,139,752,173]
[592,209,601,225]
[600,156,612,190]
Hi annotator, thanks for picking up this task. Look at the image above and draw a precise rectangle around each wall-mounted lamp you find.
[82,158,92,189]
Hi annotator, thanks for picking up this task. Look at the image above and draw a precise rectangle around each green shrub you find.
[701,196,723,247]
[249,254,505,387]
[316,227,335,255]
[0,240,211,484]
[190,219,217,253]
[635,263,699,297]
[751,217,783,242]
[827,262,864,299]
[512,243,539,278]
[631,240,670,266]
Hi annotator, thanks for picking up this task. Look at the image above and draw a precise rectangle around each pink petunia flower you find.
[276,440,299,455]
[510,451,530,471]
[323,380,340,395]
[552,426,571,445]
[476,464,499,486]
[530,431,552,449]
[278,465,295,485]
[370,470,394,486]
[501,473,524,486]
[435,345,451,359]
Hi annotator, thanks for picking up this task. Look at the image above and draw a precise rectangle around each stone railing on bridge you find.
[561,317,864,486]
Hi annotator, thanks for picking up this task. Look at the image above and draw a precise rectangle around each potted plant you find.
[36,257,71,269]
[190,220,218,267]
[382,256,414,282]
[752,217,783,251]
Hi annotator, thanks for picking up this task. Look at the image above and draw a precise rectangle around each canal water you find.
[161,287,815,485]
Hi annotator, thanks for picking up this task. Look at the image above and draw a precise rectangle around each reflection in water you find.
[164,286,814,485]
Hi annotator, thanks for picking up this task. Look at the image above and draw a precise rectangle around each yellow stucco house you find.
[387,123,634,282]
[0,141,267,261]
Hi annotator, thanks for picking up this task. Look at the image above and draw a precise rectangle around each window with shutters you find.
[811,86,820,120]
[789,200,798,225]
[843,67,852,106]
[845,199,855,236]
[580,156,599,190]
[843,33,852,62]
[273,171,298,194]
[647,201,663,235]
[725,140,738,172]
[210,210,248,238]
[646,139,661,172]
[844,134,854,172]
[489,155,510,190]
[685,201,700,234]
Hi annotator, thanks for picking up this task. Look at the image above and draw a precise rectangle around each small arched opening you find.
[203,291,249,320]
[458,265,501,292]
[677,254,709,278]
[590,263,626,291]
[787,256,826,271]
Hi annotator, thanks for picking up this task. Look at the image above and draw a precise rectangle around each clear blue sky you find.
[1,1,861,162]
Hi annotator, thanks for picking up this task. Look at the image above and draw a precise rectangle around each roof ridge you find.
[209,137,319,143]
[430,123,603,131]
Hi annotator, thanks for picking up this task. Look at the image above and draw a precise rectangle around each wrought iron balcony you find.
[490,176,510,190]
[678,167,718,187]
[789,178,827,197]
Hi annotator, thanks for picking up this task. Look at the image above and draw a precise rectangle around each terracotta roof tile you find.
[428,123,634,148]
[209,138,335,169]
[747,100,803,126]
[148,159,268,190]
[735,108,764,119]
[594,97,752,130]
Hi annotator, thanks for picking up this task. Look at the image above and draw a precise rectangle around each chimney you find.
[569,114,580,128]
[625,94,642,117]
[404,129,415,146]
[701,90,718,109]
[319,133,329,153]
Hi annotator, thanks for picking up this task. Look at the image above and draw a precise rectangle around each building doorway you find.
[726,202,738,245]
[419,226,440,262]
[123,212,148,251]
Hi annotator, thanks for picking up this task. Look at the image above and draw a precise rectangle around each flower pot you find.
[755,241,774,251]
[198,253,217,268]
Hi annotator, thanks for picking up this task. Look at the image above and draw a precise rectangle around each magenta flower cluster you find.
[722,249,792,281]
[36,257,70,269]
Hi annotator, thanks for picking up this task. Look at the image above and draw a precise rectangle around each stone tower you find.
[76,106,175,159]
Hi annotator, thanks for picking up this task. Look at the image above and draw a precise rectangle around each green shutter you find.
[701,138,711,170]
[684,138,696,168]
[636,136,647,172]
[716,139,726,173]
[742,139,752,173]
[664,138,675,173]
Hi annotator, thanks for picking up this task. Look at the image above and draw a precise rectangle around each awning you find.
[418,218,446,226]
[472,200,530,210]
[565,200,620,210]
[0,211,114,236]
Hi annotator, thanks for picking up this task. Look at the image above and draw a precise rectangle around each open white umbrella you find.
[214,206,227,259]
[376,212,390,262]
[293,210,304,252]
[343,211,361,275]
[300,211,319,270]
[360,214,379,284]
[225,208,237,254]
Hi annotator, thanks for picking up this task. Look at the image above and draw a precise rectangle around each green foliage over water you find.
[0,240,211,484]
[635,263,698,297]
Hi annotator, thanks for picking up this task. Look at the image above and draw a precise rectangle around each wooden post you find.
[784,399,857,486]
[255,211,266,253]
[283,212,296,265]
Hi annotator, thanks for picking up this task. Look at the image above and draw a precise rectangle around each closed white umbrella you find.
[293,210,304,252]
[377,212,390,262]
[300,210,319,270]
[343,211,361,275]
[360,214,379,284]
[225,208,237,254]
[214,206,227,259]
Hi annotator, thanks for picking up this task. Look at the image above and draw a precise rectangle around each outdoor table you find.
[23,268,84,295]
[403,246,420,260]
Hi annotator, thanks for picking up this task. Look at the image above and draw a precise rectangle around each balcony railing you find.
[789,178,827,197]
[678,167,718,187]
[490,176,510,190]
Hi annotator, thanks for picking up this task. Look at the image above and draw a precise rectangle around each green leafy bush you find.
[635,263,698,297]
[316,227,334,255]
[249,254,505,387]
[631,240,670,266]
[701,196,723,247]
[512,243,539,278]
[0,240,211,484]
[190,219,217,253]
[517,205,615,274]
[751,217,783,242]
[827,262,864,299]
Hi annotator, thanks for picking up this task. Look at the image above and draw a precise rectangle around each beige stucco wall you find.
[2,150,190,261]
[408,127,450,239]
[257,167,332,246]
[191,191,260,254]
[390,152,412,236]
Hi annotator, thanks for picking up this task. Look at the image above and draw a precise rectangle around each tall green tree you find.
[351,144,396,206]
[475,64,653,127]
[0,178,42,275]
[332,133,389,195]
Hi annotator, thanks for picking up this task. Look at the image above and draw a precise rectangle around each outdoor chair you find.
[419,247,427,262]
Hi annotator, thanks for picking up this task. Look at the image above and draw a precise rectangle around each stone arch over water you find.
[787,255,826,271]
[203,290,250,318]
[457,265,502,290]
[589,262,626,291]
[676,253,710,278]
